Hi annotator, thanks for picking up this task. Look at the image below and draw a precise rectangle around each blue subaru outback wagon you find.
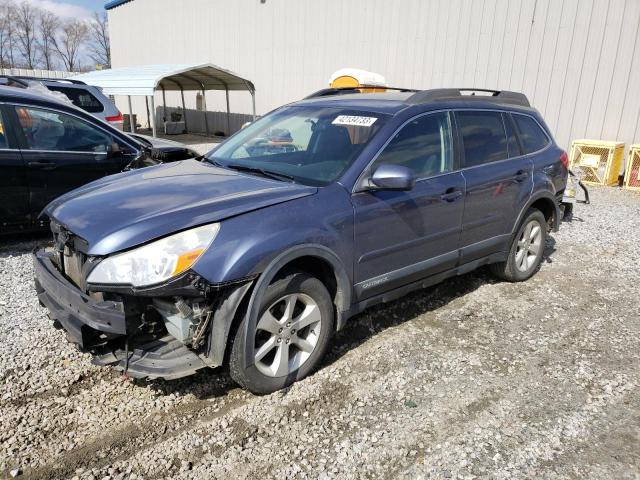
[34,88,568,394]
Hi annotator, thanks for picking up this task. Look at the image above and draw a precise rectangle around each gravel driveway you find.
[1,186,639,479]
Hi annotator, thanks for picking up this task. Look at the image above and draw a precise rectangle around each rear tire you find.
[490,208,547,282]
[229,270,334,394]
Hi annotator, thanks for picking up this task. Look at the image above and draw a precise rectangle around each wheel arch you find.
[512,191,560,234]
[238,244,352,369]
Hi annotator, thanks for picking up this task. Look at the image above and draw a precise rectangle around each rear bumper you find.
[33,249,126,347]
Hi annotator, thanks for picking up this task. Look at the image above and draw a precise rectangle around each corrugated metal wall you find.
[108,0,640,150]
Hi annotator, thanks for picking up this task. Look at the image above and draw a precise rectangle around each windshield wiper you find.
[223,163,295,183]
[203,156,223,166]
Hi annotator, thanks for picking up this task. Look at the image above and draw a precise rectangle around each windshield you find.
[206,106,388,186]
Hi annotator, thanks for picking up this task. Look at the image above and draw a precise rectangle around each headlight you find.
[87,223,220,287]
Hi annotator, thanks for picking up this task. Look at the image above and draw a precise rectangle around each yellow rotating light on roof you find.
[329,68,388,93]
[87,224,220,287]
[331,75,360,88]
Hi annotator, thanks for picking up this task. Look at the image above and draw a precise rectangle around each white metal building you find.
[105,0,640,150]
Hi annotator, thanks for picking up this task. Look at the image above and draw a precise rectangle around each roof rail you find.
[0,76,29,89]
[304,85,418,100]
[4,75,86,85]
[407,88,530,107]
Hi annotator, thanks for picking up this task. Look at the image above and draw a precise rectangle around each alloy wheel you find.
[515,219,543,272]
[254,293,322,377]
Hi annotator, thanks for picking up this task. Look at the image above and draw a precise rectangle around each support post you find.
[202,88,210,137]
[145,96,150,130]
[251,91,256,120]
[180,87,188,133]
[127,95,135,133]
[225,87,231,136]
[150,94,157,137]
[161,85,167,123]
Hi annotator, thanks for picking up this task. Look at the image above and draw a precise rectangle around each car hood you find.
[128,133,200,161]
[128,133,192,150]
[44,159,317,255]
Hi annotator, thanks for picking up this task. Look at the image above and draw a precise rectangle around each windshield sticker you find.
[332,115,378,127]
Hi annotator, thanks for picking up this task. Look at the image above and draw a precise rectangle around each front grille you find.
[50,221,87,288]
[63,248,85,288]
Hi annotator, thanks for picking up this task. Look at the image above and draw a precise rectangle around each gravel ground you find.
[1,186,639,479]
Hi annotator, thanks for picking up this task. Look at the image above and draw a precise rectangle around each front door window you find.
[15,107,113,153]
[371,111,453,179]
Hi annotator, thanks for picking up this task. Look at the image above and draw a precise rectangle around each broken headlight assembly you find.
[86,223,220,287]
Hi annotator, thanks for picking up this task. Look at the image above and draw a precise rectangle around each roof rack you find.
[406,88,530,107]
[0,76,30,89]
[2,75,86,85]
[304,85,418,99]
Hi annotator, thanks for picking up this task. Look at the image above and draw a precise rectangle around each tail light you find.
[105,112,123,123]
[560,150,569,169]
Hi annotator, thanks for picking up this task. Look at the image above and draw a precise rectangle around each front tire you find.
[490,208,547,282]
[229,271,334,394]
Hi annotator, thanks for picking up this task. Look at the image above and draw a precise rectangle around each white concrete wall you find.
[108,0,640,150]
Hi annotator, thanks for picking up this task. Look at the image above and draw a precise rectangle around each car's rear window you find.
[513,114,549,154]
[47,86,104,113]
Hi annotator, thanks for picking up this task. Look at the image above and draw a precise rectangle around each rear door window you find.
[456,111,508,167]
[0,110,7,148]
[503,113,521,158]
[47,86,104,113]
[513,114,549,154]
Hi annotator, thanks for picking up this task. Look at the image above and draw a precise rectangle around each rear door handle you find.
[440,188,463,202]
[28,161,57,170]
[514,170,529,182]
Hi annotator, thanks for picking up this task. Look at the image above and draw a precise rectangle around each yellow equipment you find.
[569,139,624,186]
[623,144,640,191]
[329,68,387,93]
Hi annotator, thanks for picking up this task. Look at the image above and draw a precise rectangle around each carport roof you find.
[104,0,134,10]
[69,64,255,97]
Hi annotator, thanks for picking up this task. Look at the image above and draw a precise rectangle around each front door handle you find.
[440,188,463,202]
[28,161,57,170]
[514,170,529,182]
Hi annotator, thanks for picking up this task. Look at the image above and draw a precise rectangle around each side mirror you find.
[370,164,415,191]
[241,121,252,129]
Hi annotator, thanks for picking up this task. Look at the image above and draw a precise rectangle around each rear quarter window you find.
[47,86,104,113]
[513,114,549,154]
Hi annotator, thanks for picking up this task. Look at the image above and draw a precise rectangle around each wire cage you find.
[569,140,624,186]
[623,144,640,191]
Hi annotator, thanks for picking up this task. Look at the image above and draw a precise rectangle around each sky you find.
[25,0,105,20]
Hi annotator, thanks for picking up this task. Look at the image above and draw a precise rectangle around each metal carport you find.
[70,63,256,137]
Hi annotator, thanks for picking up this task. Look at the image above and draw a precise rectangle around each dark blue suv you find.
[33,88,568,393]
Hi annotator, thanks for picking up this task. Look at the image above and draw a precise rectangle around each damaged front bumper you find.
[33,248,253,380]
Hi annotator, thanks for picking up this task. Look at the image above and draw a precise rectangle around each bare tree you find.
[37,10,59,70]
[88,11,110,68]
[52,20,88,72]
[14,1,39,69]
[0,1,17,68]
